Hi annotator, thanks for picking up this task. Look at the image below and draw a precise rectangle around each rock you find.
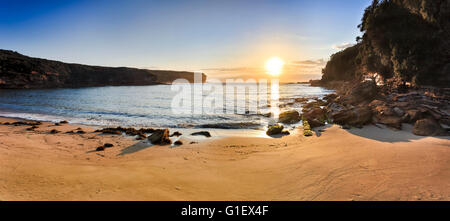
[266,124,284,136]
[190,141,198,144]
[26,127,34,131]
[104,143,114,148]
[96,146,105,151]
[136,134,147,140]
[294,97,308,103]
[347,81,378,104]
[378,116,402,130]
[413,118,446,136]
[60,120,68,124]
[308,118,325,128]
[50,129,60,134]
[303,120,313,136]
[278,110,301,124]
[405,109,422,123]
[281,130,290,135]
[76,130,86,134]
[174,140,183,145]
[170,131,182,137]
[331,106,372,127]
[191,131,211,137]
[341,125,351,129]
[148,129,171,145]
[393,107,405,117]
[303,107,326,121]
[96,128,122,135]
[54,123,60,126]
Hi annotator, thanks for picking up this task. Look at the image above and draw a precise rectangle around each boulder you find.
[96,146,105,151]
[50,129,60,134]
[174,140,183,145]
[378,116,402,130]
[413,118,446,136]
[308,118,325,128]
[278,110,301,124]
[347,81,378,104]
[303,107,326,122]
[266,124,284,136]
[393,107,405,117]
[191,131,211,137]
[148,129,172,144]
[331,106,372,126]
[170,131,182,137]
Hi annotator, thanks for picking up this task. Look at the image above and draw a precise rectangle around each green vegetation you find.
[321,0,449,87]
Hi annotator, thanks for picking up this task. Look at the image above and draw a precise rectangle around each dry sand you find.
[0,117,449,201]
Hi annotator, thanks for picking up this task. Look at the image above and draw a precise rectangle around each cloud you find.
[332,42,355,50]
[290,59,326,67]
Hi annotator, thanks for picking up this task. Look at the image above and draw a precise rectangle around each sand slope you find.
[0,118,449,201]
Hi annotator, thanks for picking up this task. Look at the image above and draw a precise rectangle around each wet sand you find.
[0,117,449,201]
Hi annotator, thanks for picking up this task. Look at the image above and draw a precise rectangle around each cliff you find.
[0,49,206,89]
[320,0,449,87]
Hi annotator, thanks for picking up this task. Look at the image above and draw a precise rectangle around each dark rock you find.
[303,107,326,123]
[60,120,68,124]
[278,110,301,124]
[281,130,290,135]
[148,129,171,144]
[308,118,325,128]
[104,143,114,148]
[266,124,284,136]
[393,107,405,117]
[413,118,446,136]
[50,129,60,134]
[191,131,211,137]
[170,131,182,137]
[96,146,105,151]
[174,140,183,145]
[54,123,60,126]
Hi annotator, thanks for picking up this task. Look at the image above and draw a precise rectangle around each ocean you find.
[0,83,333,132]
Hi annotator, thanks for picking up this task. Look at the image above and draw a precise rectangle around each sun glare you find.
[265,57,284,76]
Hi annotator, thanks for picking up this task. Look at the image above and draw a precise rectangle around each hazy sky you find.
[0,0,372,82]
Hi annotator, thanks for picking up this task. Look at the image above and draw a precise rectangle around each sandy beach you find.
[0,117,448,201]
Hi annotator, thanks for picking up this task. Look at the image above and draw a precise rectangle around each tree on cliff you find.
[321,0,449,87]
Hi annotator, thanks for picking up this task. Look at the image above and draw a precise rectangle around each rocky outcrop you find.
[321,80,449,135]
[278,110,301,124]
[0,49,206,89]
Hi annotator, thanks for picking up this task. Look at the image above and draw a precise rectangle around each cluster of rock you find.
[321,81,449,136]
[265,80,449,137]
[95,126,211,145]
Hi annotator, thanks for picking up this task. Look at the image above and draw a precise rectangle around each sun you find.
[265,57,285,76]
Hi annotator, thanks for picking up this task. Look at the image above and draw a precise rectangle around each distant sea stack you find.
[0,49,206,89]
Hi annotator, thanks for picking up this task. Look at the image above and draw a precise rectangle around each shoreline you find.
[0,116,449,200]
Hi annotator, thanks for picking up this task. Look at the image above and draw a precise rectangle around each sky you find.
[0,0,372,82]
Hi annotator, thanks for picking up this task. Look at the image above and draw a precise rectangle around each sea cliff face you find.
[0,49,206,89]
